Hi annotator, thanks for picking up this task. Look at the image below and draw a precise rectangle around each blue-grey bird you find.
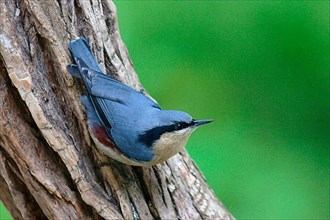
[67,37,212,166]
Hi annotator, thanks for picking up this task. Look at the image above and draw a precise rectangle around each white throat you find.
[151,128,196,164]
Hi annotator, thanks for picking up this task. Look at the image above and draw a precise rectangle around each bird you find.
[67,37,212,166]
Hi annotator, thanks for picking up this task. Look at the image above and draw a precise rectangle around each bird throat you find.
[151,129,195,164]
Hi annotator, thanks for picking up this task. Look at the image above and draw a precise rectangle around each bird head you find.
[138,110,212,164]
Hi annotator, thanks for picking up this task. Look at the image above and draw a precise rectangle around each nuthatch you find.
[67,37,212,166]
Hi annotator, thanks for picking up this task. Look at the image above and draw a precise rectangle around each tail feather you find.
[67,37,104,92]
[66,64,81,78]
[68,37,102,73]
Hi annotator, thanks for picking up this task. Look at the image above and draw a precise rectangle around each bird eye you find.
[174,122,189,131]
[174,123,182,130]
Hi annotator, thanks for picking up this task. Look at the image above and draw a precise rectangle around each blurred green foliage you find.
[114,1,329,219]
[0,203,11,220]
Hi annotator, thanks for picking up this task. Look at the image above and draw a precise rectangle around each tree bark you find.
[0,0,234,219]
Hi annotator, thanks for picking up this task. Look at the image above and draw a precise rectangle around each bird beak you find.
[192,119,213,127]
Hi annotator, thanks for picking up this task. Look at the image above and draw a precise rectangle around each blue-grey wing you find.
[67,37,155,161]
[90,71,161,110]
[86,69,157,161]
[84,69,160,125]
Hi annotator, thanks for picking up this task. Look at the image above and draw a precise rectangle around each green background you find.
[1,1,329,219]
[114,1,329,219]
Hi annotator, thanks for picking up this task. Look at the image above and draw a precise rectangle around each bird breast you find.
[151,128,195,164]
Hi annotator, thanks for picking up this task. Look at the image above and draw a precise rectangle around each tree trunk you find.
[0,0,234,219]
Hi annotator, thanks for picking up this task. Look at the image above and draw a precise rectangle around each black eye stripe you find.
[138,121,193,148]
[174,122,190,131]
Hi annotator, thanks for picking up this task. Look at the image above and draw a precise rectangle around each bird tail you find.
[67,37,104,97]
[67,37,102,77]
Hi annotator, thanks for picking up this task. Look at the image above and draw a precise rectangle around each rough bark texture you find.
[0,0,234,219]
